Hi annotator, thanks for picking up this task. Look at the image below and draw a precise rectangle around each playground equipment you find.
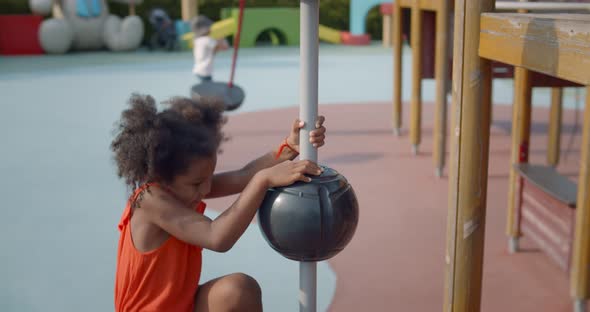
[259,166,358,261]
[191,82,245,111]
[391,0,449,176]
[382,1,590,48]
[180,8,297,48]
[380,4,393,47]
[190,0,245,111]
[381,3,412,47]
[349,0,390,36]
[0,15,44,55]
[496,1,590,10]
[257,1,359,311]
[180,7,372,48]
[28,0,144,53]
[444,1,590,311]
[513,164,577,271]
[392,0,587,177]
[182,0,387,45]
[220,7,299,47]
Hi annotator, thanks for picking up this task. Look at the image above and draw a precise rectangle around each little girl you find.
[111,94,326,311]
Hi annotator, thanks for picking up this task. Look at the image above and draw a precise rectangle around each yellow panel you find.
[181,18,236,49]
[319,24,342,44]
[210,18,236,39]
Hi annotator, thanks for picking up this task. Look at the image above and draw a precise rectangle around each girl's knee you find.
[217,273,262,309]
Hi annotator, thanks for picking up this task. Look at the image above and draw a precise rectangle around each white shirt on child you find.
[193,36,218,77]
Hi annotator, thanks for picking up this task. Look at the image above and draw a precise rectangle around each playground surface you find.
[222,102,585,312]
[0,44,587,311]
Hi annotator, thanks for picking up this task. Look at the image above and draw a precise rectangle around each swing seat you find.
[191,81,245,111]
[191,0,245,112]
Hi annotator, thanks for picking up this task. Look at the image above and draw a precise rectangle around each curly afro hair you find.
[111,94,226,189]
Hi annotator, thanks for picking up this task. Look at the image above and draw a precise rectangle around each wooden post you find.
[383,14,392,47]
[181,0,198,22]
[433,0,451,177]
[410,1,422,154]
[505,67,532,253]
[547,88,562,167]
[505,1,533,252]
[570,86,590,312]
[392,1,403,136]
[444,0,494,311]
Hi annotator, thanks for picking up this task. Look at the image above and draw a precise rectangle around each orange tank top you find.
[114,183,206,312]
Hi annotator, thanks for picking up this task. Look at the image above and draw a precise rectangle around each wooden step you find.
[515,164,577,271]
[514,164,577,207]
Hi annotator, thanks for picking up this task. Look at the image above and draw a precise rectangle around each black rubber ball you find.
[258,166,359,262]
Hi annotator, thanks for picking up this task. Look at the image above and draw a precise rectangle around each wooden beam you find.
[399,0,439,11]
[571,86,590,311]
[479,13,590,85]
[495,2,590,12]
[547,88,563,167]
[444,0,494,311]
[410,2,423,154]
[392,0,403,136]
[433,0,451,177]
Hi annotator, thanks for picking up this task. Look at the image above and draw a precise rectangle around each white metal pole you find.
[300,262,317,312]
[300,0,319,163]
[299,0,319,311]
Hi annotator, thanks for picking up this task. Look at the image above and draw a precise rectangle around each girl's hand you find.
[286,116,326,152]
[258,160,323,188]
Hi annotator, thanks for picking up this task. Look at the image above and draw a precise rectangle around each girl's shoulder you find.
[129,183,169,208]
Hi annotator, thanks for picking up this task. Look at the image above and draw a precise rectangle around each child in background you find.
[192,15,230,82]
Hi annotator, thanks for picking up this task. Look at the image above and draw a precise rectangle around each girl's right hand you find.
[258,160,323,188]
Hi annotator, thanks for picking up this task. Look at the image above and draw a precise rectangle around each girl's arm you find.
[206,145,297,199]
[141,161,321,252]
[206,117,326,198]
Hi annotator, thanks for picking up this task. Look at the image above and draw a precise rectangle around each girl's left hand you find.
[286,116,326,152]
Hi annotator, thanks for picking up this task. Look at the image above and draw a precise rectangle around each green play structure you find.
[219,7,299,47]
[180,7,347,49]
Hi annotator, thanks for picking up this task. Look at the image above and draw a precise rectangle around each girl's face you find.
[168,155,217,206]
